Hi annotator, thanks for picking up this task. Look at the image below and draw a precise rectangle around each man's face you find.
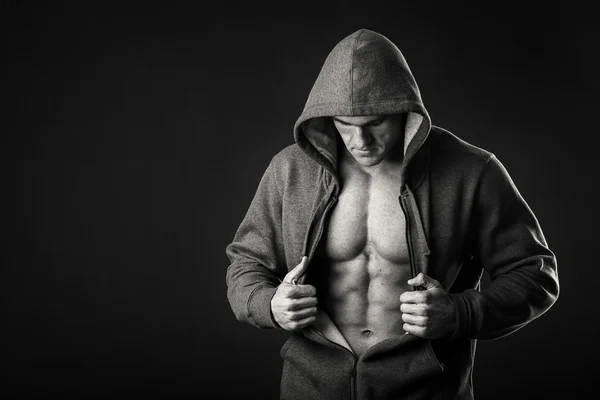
[332,114,406,167]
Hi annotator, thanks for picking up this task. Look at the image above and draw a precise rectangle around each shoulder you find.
[271,143,307,163]
[427,126,495,172]
[270,144,323,174]
[262,143,325,192]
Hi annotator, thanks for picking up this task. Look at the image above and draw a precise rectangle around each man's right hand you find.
[271,256,318,331]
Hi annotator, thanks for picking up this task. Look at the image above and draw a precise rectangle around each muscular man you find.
[310,113,454,358]
[226,29,559,399]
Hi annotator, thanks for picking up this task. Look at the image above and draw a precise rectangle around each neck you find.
[340,149,404,179]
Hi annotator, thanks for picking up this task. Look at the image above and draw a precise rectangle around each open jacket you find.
[226,29,559,400]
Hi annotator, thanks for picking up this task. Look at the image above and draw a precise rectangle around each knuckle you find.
[283,299,294,309]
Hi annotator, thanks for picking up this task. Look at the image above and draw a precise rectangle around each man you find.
[226,29,559,399]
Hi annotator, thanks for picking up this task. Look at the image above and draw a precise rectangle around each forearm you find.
[449,254,558,340]
[226,261,282,329]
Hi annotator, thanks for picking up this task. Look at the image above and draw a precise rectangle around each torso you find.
[312,161,413,357]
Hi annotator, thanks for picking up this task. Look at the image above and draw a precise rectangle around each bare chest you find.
[324,174,409,263]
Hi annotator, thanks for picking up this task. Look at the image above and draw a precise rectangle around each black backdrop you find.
[4,1,599,398]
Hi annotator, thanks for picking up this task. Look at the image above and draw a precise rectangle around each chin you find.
[355,156,384,167]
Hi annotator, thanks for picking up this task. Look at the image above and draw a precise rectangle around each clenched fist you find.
[271,256,318,331]
[399,273,456,339]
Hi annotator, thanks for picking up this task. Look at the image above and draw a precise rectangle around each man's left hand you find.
[399,273,456,339]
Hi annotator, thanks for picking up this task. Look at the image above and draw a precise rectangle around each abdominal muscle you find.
[311,170,413,357]
[322,249,412,357]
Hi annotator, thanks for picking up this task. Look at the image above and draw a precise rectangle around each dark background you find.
[4,0,598,398]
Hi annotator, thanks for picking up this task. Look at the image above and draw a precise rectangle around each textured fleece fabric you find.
[226,29,559,400]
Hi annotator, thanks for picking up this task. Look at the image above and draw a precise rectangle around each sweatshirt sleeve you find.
[448,155,559,340]
[225,159,287,330]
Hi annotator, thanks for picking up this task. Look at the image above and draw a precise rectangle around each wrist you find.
[270,297,283,329]
[446,294,458,338]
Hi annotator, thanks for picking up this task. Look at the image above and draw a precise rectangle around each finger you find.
[284,256,309,284]
[403,323,425,337]
[399,291,427,304]
[400,303,428,316]
[288,296,318,310]
[407,273,442,290]
[402,313,427,326]
[290,307,318,321]
[293,315,317,330]
[286,284,317,298]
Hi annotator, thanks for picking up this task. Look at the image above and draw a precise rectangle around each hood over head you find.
[293,29,431,180]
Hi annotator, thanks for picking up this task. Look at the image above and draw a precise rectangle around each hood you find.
[293,29,431,180]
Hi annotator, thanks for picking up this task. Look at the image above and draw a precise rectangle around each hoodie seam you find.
[269,159,283,199]
[246,284,274,326]
[350,30,364,111]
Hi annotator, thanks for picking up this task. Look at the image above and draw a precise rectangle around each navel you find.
[361,329,373,337]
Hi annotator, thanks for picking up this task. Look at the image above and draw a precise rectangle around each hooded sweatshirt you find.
[226,29,559,400]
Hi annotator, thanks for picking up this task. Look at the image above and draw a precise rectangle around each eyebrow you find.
[332,117,350,125]
[332,117,385,126]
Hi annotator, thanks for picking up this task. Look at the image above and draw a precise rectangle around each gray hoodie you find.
[226,29,559,400]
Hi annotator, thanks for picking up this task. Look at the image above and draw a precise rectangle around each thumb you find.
[284,256,308,284]
[408,273,442,290]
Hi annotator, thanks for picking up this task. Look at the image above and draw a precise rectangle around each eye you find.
[369,119,384,126]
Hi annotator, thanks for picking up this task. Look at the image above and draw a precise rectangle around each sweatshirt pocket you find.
[357,337,446,399]
[279,334,355,400]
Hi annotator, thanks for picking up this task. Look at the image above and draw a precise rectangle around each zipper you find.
[310,328,357,400]
[351,363,357,400]
[399,194,422,291]
[306,182,358,396]
[306,194,338,262]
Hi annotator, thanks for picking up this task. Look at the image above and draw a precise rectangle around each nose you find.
[352,127,372,148]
